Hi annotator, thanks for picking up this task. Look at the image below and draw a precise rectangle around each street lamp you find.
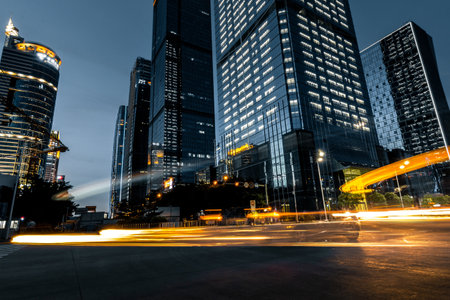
[316,150,328,221]
[289,152,299,223]
[395,162,408,208]
[394,171,404,208]
[3,148,23,240]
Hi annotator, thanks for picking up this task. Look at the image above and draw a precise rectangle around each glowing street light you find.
[316,150,328,221]
[395,162,408,208]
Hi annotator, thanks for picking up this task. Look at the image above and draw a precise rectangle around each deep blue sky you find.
[1,1,449,211]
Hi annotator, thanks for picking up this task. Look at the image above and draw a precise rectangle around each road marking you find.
[0,244,25,259]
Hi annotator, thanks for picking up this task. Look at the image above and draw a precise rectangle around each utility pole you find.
[3,148,22,240]
[290,153,299,222]
[395,171,405,208]
[317,150,328,221]
[264,161,269,206]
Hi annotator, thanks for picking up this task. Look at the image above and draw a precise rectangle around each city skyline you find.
[1,0,449,211]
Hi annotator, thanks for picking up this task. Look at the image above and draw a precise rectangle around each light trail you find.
[12,234,107,244]
[332,208,450,220]
[340,146,450,194]
[11,217,450,247]
[11,227,270,245]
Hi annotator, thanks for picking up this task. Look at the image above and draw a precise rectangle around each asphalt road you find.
[1,219,449,299]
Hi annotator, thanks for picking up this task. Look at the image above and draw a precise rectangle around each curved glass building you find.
[0,19,61,179]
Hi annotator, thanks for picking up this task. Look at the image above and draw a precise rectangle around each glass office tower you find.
[123,58,151,207]
[110,106,127,217]
[361,22,450,156]
[0,19,61,180]
[43,130,61,182]
[149,0,215,190]
[214,0,379,209]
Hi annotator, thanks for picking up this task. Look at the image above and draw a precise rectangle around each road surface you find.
[1,219,449,299]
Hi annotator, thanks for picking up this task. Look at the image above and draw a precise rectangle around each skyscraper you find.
[43,130,61,182]
[110,106,127,217]
[149,0,215,190]
[214,0,379,209]
[0,19,61,180]
[122,58,151,207]
[361,22,450,156]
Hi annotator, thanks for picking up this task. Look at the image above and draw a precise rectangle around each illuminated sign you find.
[227,143,254,156]
[15,43,61,70]
[138,79,152,85]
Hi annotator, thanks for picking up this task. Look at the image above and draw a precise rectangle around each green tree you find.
[433,195,450,205]
[385,192,400,206]
[422,194,450,206]
[338,193,362,210]
[367,192,386,207]
[421,194,434,208]
[13,176,76,227]
[402,195,414,207]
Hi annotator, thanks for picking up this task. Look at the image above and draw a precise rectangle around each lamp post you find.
[2,144,68,240]
[3,148,22,241]
[316,150,328,221]
[264,161,269,206]
[394,171,404,208]
[290,152,299,223]
[395,162,409,208]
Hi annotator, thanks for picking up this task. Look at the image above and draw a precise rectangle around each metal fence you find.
[109,218,250,229]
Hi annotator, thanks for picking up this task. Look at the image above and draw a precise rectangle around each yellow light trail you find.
[199,214,223,221]
[340,146,450,194]
[11,227,270,245]
[332,208,450,220]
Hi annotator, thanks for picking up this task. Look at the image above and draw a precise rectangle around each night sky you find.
[1,1,449,211]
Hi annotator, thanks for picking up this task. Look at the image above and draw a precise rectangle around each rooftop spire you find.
[5,18,19,37]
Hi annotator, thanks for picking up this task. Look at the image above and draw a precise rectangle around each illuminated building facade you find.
[110,106,127,217]
[149,0,215,190]
[123,58,151,207]
[214,0,379,209]
[43,130,60,182]
[361,22,450,155]
[0,19,61,179]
